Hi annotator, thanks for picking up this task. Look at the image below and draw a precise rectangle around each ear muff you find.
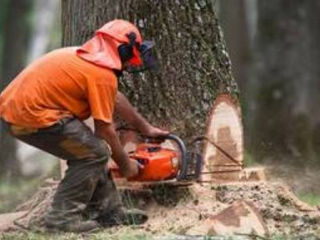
[118,32,137,62]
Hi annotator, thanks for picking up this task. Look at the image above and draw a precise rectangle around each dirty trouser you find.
[6,118,122,226]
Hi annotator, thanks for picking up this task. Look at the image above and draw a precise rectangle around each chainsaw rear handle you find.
[158,134,189,181]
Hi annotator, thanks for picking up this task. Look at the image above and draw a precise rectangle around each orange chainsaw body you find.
[110,143,180,182]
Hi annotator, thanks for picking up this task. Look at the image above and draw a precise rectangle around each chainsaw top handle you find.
[143,134,189,181]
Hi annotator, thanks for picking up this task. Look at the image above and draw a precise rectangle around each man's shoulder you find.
[31,47,78,66]
[46,47,78,57]
[43,47,117,79]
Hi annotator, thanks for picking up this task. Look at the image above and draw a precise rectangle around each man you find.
[0,19,168,232]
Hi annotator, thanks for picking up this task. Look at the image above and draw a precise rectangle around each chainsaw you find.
[110,134,203,183]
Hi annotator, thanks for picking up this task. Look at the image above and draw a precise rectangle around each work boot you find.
[45,212,101,233]
[46,219,100,233]
[97,207,148,227]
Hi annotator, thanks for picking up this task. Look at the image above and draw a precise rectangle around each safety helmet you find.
[77,19,158,72]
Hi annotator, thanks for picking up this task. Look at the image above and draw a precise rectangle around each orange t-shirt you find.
[0,47,118,128]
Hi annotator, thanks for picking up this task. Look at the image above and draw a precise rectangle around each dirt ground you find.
[1,164,320,238]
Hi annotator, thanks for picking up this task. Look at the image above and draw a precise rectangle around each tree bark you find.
[251,0,320,164]
[61,0,239,141]
[0,0,33,179]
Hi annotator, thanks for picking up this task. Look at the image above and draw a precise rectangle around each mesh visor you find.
[139,41,158,72]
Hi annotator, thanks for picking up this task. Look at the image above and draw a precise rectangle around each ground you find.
[1,163,320,240]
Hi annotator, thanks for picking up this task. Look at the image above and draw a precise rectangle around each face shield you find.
[126,40,159,74]
[140,41,158,71]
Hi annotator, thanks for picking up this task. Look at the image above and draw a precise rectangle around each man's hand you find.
[141,124,169,138]
[94,120,140,178]
[120,160,140,178]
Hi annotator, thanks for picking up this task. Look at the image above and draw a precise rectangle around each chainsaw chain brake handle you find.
[142,134,189,181]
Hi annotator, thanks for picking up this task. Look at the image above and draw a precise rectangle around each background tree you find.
[218,0,250,94]
[0,0,33,180]
[251,0,320,165]
[61,0,239,141]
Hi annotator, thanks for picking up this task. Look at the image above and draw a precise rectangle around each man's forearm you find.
[115,91,151,132]
[94,120,130,171]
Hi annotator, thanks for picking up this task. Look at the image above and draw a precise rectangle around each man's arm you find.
[115,91,169,137]
[94,119,138,177]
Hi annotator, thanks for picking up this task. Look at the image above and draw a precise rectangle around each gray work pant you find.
[6,118,122,226]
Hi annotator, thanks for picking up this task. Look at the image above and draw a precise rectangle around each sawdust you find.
[131,182,320,236]
[140,185,226,235]
[213,182,320,235]
[1,179,320,237]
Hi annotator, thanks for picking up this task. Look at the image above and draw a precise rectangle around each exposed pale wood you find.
[202,94,243,183]
[186,200,268,236]
[210,200,268,236]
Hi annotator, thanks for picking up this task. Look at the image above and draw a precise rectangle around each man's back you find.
[0,47,117,128]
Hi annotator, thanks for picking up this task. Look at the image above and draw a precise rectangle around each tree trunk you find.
[251,0,320,164]
[0,0,33,179]
[61,0,239,141]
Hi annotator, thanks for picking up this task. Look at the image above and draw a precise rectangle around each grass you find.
[0,178,41,213]
[270,234,320,240]
[1,228,152,240]
[2,231,320,240]
[243,151,256,167]
[297,192,320,207]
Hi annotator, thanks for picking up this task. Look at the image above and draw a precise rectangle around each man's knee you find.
[93,139,110,164]
[61,119,110,163]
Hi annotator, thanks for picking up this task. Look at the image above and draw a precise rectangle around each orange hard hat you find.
[77,19,143,70]
[97,19,142,44]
